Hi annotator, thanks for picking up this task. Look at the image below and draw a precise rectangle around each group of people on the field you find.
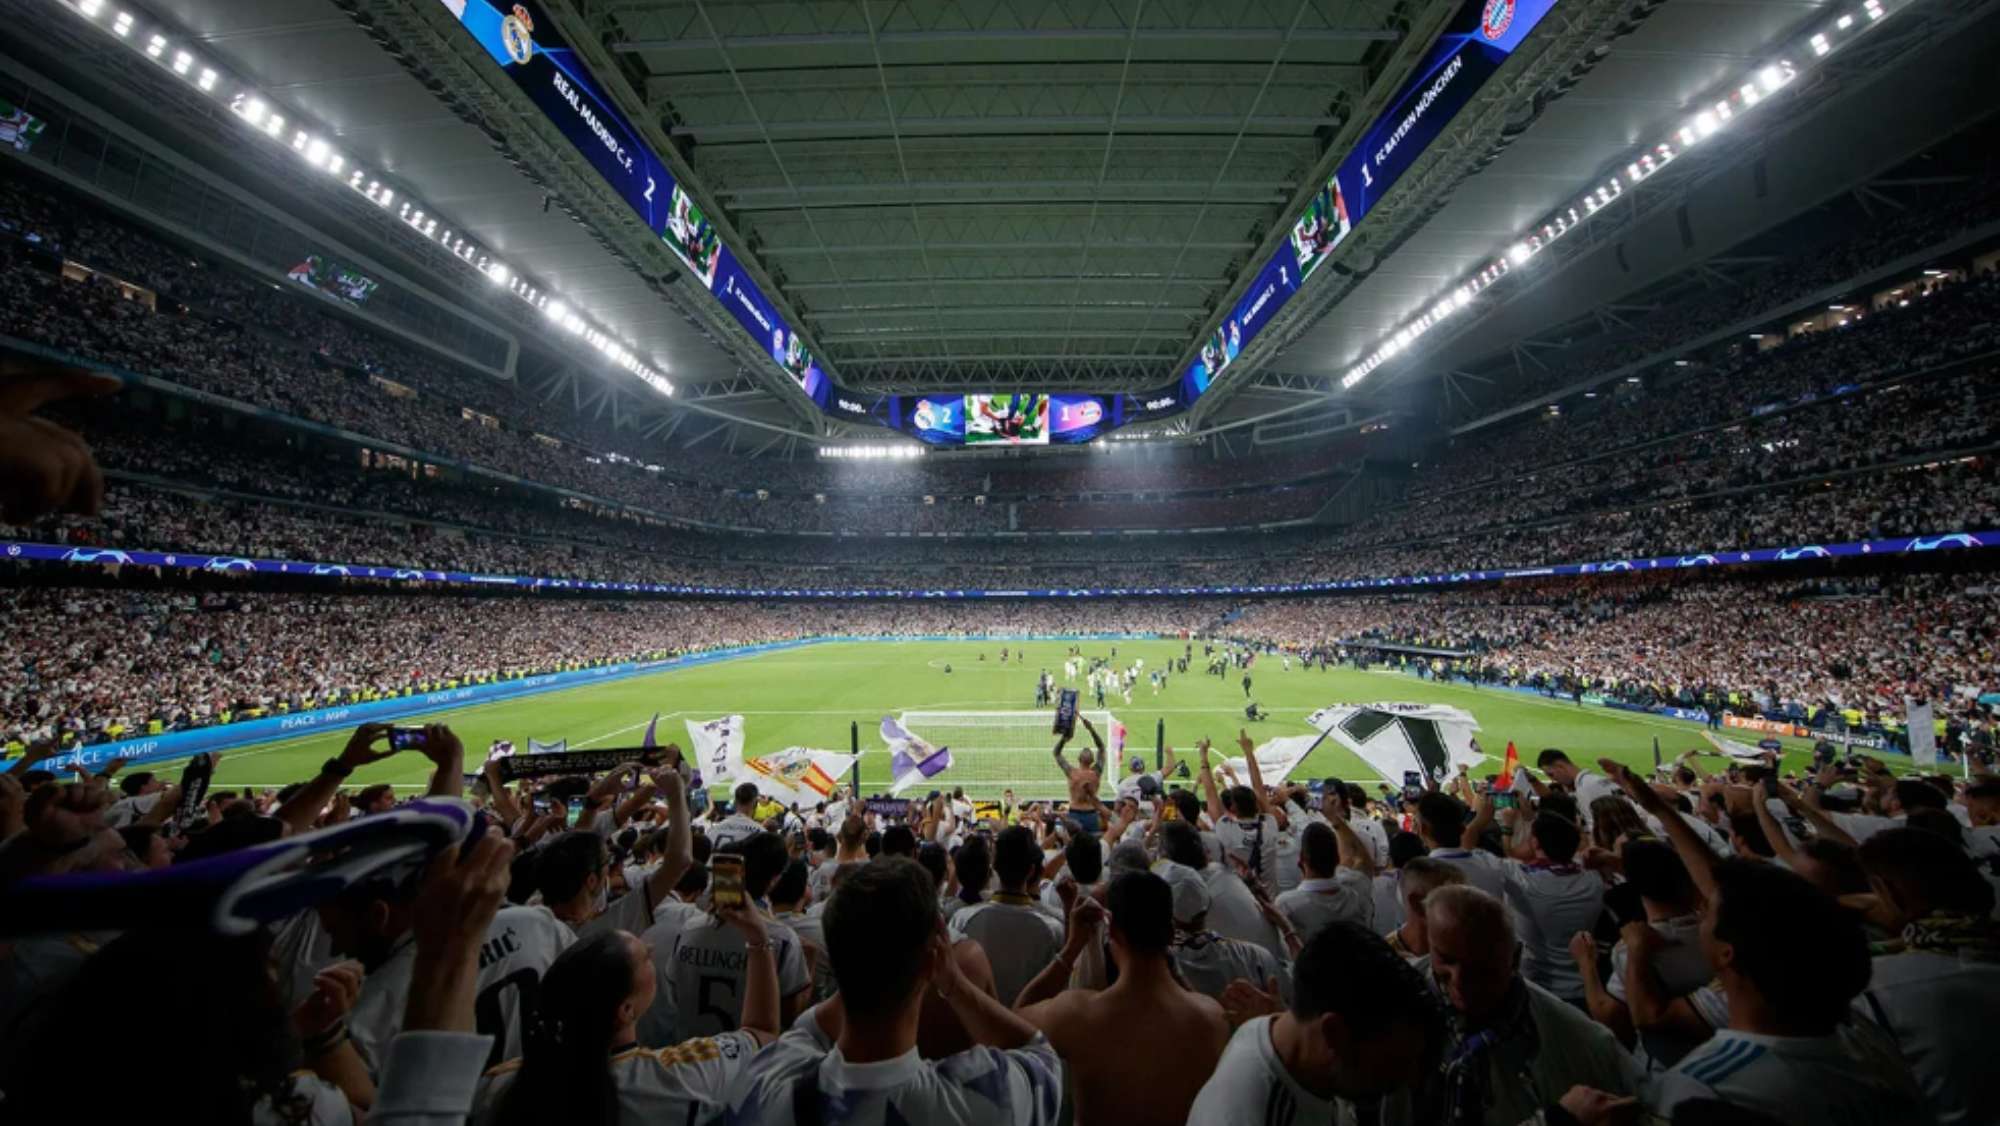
[5,717,1995,1125]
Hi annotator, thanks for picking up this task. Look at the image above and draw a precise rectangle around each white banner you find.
[686,715,747,788]
[1218,734,1325,787]
[1703,731,1773,763]
[1908,699,1936,767]
[1304,703,1484,787]
[744,746,858,808]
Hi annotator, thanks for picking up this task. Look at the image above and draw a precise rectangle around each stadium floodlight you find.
[544,301,568,322]
[1333,0,1907,397]
[81,0,675,402]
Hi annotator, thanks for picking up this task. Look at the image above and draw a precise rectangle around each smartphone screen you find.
[711,855,746,909]
[388,726,427,751]
[566,797,583,827]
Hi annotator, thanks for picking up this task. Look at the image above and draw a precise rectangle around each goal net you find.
[896,710,1124,801]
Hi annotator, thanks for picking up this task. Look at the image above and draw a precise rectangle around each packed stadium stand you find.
[5,0,2000,1124]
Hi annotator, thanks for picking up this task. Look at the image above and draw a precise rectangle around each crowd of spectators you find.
[4,693,1996,1125]
[0,591,1215,750]
[4,567,1993,756]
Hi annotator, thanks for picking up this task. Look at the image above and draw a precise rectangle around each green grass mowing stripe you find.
[208,640,1909,795]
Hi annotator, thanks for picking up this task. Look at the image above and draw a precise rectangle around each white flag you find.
[1218,734,1325,787]
[1908,699,1936,767]
[1702,731,1773,763]
[526,737,567,755]
[686,715,748,787]
[1305,703,1484,787]
[744,747,860,808]
[882,715,953,796]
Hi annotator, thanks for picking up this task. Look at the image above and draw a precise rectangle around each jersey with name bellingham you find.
[668,911,810,1042]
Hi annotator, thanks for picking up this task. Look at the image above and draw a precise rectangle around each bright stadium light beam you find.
[1336,0,1909,394]
[70,0,673,398]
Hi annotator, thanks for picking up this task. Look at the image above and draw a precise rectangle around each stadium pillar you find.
[1156,718,1165,772]
[850,721,861,798]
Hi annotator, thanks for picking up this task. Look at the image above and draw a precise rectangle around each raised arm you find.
[641,768,695,906]
[1751,782,1802,867]
[481,758,524,827]
[718,902,782,1046]
[1015,894,1104,1009]
[1330,811,1377,878]
[1078,715,1107,756]
[1198,739,1224,824]
[1238,730,1272,816]
[1160,744,1180,782]
[1601,758,1718,905]
[1461,790,1496,851]
[419,725,464,799]
[276,723,396,837]
[1051,731,1076,779]
[934,921,1042,1048]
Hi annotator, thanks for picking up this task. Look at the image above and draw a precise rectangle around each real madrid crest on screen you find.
[500,3,535,65]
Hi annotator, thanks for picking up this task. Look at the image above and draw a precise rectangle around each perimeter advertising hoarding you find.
[1178,0,1560,391]
[439,0,827,403]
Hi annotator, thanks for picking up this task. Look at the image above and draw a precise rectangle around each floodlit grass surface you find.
[209,638,1844,796]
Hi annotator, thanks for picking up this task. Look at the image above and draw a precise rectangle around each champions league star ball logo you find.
[501,4,536,65]
[1481,0,1515,39]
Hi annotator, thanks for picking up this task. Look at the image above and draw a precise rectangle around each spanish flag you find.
[1496,741,1520,791]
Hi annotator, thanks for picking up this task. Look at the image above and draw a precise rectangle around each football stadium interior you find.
[2,0,1999,1120]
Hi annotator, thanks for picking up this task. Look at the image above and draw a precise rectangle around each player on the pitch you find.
[1052,715,1109,835]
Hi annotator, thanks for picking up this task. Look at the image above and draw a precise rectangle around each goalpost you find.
[896,710,1123,800]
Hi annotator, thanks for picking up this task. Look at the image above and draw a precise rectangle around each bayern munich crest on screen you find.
[1482,0,1516,39]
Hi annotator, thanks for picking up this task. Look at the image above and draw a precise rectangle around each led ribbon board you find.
[439,0,828,405]
[1178,0,1562,400]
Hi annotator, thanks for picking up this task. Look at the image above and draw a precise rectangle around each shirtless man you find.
[1016,871,1230,1126]
[1053,715,1108,834]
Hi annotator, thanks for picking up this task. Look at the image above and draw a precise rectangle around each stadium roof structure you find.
[10,0,1993,456]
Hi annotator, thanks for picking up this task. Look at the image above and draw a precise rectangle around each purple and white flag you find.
[881,715,952,795]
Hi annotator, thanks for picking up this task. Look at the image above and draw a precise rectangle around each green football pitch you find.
[206,638,1852,797]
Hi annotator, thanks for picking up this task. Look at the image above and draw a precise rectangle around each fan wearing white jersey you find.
[667,831,814,1041]
[1200,733,1281,896]
[1188,920,1445,1126]
[1578,758,1929,1124]
[473,898,778,1126]
[708,782,769,850]
[1275,821,1375,944]
[1644,858,1927,1124]
[1454,795,1607,1004]
[720,857,1064,1126]
[1849,827,2000,1126]
[951,825,1067,1005]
